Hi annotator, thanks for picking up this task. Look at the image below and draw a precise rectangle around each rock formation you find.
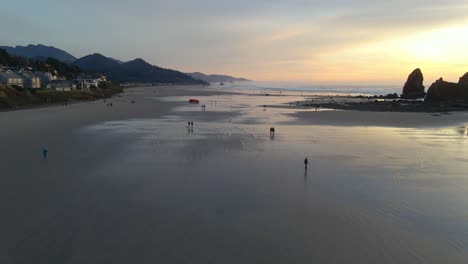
[459,72,468,85]
[425,76,468,102]
[401,68,425,99]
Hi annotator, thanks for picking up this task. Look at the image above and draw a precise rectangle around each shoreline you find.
[0,83,215,112]
[282,94,468,113]
[286,109,468,128]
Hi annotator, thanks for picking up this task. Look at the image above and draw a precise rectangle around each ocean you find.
[216,81,402,96]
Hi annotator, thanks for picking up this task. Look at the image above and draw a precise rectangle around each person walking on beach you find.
[43,148,49,158]
[304,157,309,170]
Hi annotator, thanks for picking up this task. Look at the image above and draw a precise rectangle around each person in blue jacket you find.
[43,148,48,158]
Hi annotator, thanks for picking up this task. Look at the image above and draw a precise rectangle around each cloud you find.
[3,0,468,83]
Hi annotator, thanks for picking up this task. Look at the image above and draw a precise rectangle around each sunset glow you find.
[2,1,468,84]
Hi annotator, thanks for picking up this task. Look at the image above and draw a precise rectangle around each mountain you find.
[73,53,121,72]
[187,72,251,83]
[0,48,81,79]
[73,54,207,85]
[0,44,77,63]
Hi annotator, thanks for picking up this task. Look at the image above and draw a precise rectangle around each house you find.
[0,69,13,74]
[0,72,23,87]
[22,74,41,89]
[73,79,89,90]
[74,78,100,91]
[47,81,76,92]
[98,75,107,82]
[88,79,99,88]
[36,72,58,86]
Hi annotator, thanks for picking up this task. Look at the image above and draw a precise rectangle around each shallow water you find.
[216,81,401,96]
[80,90,468,263]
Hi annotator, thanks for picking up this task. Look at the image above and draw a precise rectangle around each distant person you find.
[43,148,49,158]
[304,157,309,169]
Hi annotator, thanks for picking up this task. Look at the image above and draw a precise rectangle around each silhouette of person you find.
[43,148,49,158]
[304,157,308,169]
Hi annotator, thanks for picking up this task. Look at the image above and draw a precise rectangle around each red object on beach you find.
[189,99,200,104]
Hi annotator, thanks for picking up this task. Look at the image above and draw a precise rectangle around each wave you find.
[221,81,401,96]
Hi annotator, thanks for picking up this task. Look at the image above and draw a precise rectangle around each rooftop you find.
[0,72,22,79]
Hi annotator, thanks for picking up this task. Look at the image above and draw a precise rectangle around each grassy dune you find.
[0,83,123,109]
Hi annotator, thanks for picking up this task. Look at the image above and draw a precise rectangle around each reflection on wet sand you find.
[4,86,468,263]
[86,101,468,262]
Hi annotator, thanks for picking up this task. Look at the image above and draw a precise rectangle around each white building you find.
[0,72,23,87]
[22,74,41,89]
[0,69,13,74]
[74,78,100,91]
[47,81,76,92]
[36,72,58,86]
[98,75,107,82]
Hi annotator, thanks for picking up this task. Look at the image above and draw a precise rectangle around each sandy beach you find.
[1,85,468,263]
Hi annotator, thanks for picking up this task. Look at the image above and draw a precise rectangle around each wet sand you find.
[1,86,468,263]
[290,110,468,127]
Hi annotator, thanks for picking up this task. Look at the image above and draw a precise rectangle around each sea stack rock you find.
[425,77,468,102]
[459,72,468,85]
[401,68,425,99]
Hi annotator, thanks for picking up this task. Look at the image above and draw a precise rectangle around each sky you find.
[2,0,468,85]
